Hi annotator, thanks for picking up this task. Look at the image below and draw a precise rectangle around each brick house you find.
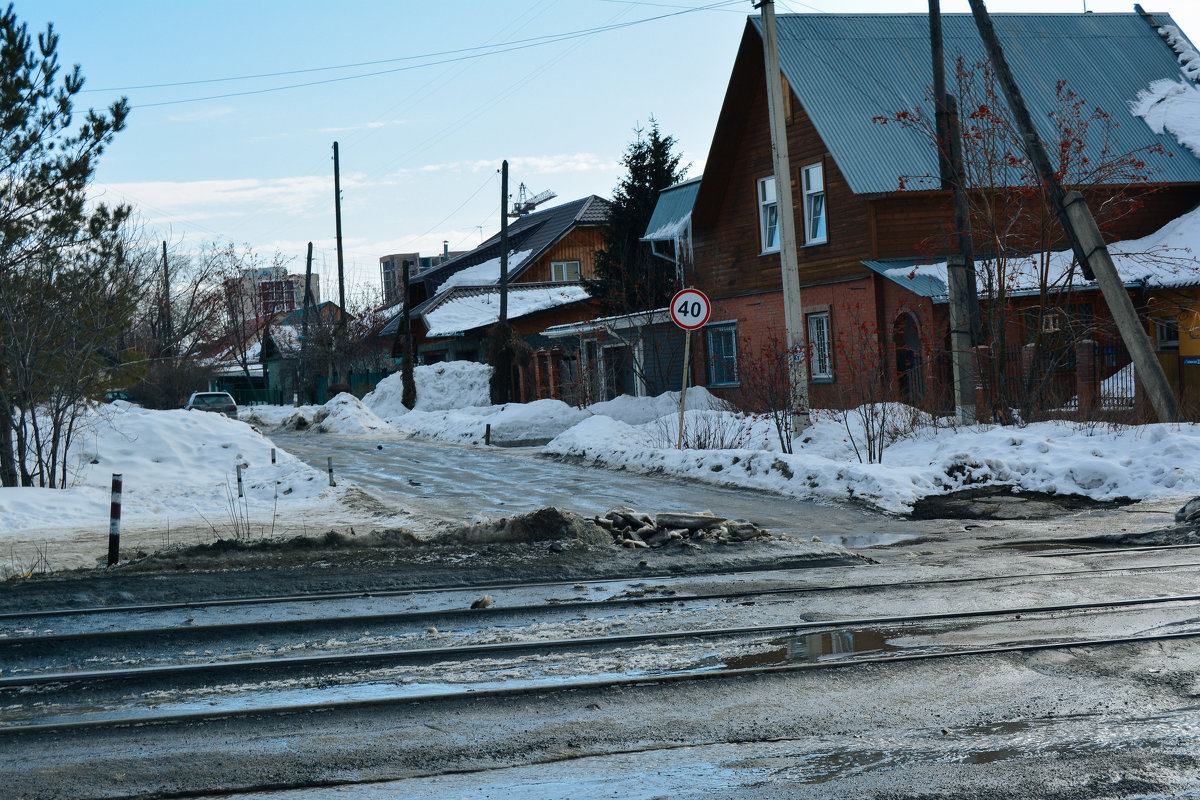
[682,11,1200,416]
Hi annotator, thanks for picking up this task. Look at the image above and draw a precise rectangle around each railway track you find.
[4,590,1199,735]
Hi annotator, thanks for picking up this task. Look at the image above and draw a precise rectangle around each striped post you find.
[107,474,122,567]
[270,448,276,464]
[236,464,244,498]
[327,456,336,487]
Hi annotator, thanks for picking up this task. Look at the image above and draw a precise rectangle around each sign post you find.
[669,288,712,449]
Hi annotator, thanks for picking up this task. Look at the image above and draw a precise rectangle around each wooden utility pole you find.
[332,142,347,320]
[499,160,509,324]
[299,242,314,405]
[161,241,173,358]
[929,1,980,424]
[966,0,1179,423]
[401,258,416,409]
[757,0,810,434]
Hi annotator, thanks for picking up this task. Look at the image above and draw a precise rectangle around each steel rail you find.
[5,558,1200,642]
[4,628,1198,737]
[5,590,1200,689]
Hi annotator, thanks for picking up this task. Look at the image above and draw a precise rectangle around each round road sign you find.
[670,288,711,330]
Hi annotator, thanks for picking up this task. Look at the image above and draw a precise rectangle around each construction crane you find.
[509,183,556,217]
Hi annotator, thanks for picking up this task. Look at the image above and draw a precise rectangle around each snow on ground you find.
[5,362,1199,573]
[0,403,358,571]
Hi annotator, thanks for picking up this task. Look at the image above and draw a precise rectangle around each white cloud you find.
[319,120,407,134]
[166,107,237,122]
[409,152,614,175]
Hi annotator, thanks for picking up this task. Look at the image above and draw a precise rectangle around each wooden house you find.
[681,11,1200,415]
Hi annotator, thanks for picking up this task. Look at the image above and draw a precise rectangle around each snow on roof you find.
[1158,24,1200,82]
[881,203,1200,299]
[437,250,534,291]
[424,284,590,337]
[1131,78,1200,159]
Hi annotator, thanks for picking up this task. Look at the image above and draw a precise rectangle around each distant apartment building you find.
[228,268,320,318]
[379,241,464,306]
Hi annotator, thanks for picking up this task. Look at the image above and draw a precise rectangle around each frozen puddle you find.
[819,532,918,549]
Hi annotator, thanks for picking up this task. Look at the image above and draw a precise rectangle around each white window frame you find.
[551,260,581,282]
[705,322,739,387]
[807,311,832,381]
[758,177,779,254]
[802,162,827,245]
[1157,317,1180,350]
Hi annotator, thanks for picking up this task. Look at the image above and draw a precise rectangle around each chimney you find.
[443,240,449,259]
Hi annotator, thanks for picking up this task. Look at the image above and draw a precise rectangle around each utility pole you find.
[500,160,509,324]
[160,241,173,358]
[332,142,347,320]
[299,242,314,405]
[401,258,416,409]
[756,0,811,435]
[966,0,1179,423]
[929,1,980,425]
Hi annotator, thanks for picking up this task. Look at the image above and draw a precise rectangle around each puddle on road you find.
[819,532,920,549]
[723,629,900,669]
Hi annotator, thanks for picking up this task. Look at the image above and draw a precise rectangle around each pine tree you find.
[587,119,687,315]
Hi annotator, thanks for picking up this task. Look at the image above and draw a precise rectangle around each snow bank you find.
[364,361,492,420]
[313,393,391,435]
[0,403,337,535]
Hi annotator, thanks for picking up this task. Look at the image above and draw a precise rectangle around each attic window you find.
[551,261,580,282]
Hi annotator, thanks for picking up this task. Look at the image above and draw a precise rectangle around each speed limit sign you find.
[669,288,711,330]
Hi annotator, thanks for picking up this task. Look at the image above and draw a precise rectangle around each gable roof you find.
[706,12,1200,204]
[412,195,609,296]
[422,283,592,337]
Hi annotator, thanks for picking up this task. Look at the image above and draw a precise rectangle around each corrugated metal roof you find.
[752,13,1200,194]
[643,176,702,241]
[863,259,948,301]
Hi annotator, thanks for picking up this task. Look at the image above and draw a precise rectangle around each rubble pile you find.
[594,507,773,548]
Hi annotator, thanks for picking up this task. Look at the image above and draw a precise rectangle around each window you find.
[706,323,739,386]
[551,261,581,282]
[1157,317,1180,351]
[802,163,826,244]
[807,311,832,380]
[758,177,779,253]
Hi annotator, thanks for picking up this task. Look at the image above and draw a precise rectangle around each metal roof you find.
[642,176,702,241]
[752,12,1200,194]
[863,259,948,301]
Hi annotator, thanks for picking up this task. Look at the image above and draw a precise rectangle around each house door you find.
[893,313,924,400]
[603,344,636,400]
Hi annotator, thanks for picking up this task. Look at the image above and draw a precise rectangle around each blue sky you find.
[27,0,1200,300]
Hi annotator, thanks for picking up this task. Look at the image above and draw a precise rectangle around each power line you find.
[116,2,745,108]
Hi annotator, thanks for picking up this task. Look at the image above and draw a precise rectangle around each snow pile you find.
[312,393,390,435]
[545,407,1200,513]
[0,403,338,536]
[1131,78,1200,160]
[363,361,492,420]
[588,386,724,425]
[397,398,590,445]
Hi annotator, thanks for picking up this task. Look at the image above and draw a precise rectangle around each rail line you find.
[5,558,1200,646]
[5,624,1197,738]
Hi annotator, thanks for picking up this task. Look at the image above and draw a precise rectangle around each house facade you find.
[683,11,1200,417]
[381,196,609,399]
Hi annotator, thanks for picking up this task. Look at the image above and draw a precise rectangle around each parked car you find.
[184,391,238,419]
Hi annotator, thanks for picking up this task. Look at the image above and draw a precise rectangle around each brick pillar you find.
[1075,339,1096,416]
[973,345,991,419]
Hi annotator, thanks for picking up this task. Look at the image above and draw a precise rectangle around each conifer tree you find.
[587,119,687,315]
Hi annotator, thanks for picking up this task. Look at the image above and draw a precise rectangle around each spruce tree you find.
[587,119,687,315]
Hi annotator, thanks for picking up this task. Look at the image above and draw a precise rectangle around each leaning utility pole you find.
[966,0,1179,423]
[332,142,347,321]
[499,160,509,324]
[756,0,811,434]
[929,1,980,424]
[401,258,416,409]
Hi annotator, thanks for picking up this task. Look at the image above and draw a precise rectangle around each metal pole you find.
[107,474,122,567]
[676,330,692,449]
[757,0,811,433]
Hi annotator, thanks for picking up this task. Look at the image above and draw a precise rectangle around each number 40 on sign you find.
[669,288,711,449]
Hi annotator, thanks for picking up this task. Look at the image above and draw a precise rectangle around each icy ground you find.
[2,359,1198,572]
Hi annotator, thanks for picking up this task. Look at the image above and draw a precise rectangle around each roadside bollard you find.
[271,447,276,464]
[485,424,491,446]
[327,456,336,487]
[107,474,122,567]
[236,464,244,498]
